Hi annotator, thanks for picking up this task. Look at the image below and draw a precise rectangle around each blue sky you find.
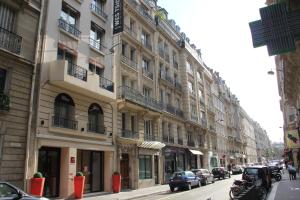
[157,0,283,143]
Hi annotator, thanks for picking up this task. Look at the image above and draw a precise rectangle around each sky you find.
[157,0,283,143]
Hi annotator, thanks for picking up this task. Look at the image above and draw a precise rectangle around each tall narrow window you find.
[88,103,105,134]
[131,115,135,132]
[53,93,76,129]
[90,22,105,51]
[122,113,126,130]
[0,68,7,93]
[143,87,151,98]
[0,2,16,32]
[142,58,150,71]
[139,155,152,179]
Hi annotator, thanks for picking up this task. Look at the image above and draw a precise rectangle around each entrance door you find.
[120,153,130,189]
[38,147,60,198]
[154,155,159,184]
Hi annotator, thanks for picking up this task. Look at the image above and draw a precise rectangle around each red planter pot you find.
[74,176,85,199]
[30,178,45,197]
[112,174,121,193]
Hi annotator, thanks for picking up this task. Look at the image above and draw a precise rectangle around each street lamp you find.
[267,68,283,75]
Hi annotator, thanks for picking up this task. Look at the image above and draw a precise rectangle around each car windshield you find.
[244,168,258,175]
[173,172,185,177]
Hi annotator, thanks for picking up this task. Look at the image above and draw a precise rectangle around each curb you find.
[127,190,170,200]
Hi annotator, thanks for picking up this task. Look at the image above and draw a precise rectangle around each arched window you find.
[53,93,77,129]
[88,103,105,134]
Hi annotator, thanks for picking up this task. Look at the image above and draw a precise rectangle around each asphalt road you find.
[132,174,242,200]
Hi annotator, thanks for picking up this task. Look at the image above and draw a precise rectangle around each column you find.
[60,147,76,198]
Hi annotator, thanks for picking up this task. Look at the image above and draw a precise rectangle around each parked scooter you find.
[268,166,282,181]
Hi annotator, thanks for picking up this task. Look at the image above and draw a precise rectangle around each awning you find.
[137,141,165,150]
[189,149,203,155]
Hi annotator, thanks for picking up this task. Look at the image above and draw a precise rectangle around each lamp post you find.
[267,68,283,75]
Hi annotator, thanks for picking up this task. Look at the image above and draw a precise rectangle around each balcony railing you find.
[158,47,164,58]
[144,134,157,141]
[89,37,105,52]
[124,24,137,39]
[121,55,137,70]
[118,86,163,112]
[67,63,87,81]
[52,116,78,130]
[0,27,22,54]
[188,140,195,147]
[142,68,153,79]
[178,138,183,145]
[0,93,10,110]
[139,8,154,24]
[121,129,139,139]
[173,61,178,69]
[99,76,114,92]
[174,81,182,91]
[87,123,106,134]
[90,3,108,19]
[58,19,81,38]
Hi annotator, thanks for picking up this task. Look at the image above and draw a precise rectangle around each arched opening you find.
[53,93,77,129]
[88,103,105,134]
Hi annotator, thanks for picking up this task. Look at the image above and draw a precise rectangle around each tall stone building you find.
[0,0,42,189]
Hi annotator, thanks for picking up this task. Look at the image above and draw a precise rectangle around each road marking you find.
[267,182,279,200]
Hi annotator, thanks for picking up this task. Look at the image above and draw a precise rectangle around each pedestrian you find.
[227,163,232,175]
[288,162,297,180]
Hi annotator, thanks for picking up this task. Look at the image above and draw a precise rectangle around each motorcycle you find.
[229,176,254,200]
[268,166,282,181]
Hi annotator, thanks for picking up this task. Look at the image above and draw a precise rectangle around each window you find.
[160,89,164,102]
[144,120,152,136]
[0,2,16,32]
[131,115,135,131]
[141,31,150,46]
[176,98,180,108]
[142,58,150,71]
[0,68,7,93]
[187,132,192,142]
[139,155,152,179]
[57,48,76,64]
[188,81,193,93]
[53,93,77,129]
[0,183,19,198]
[60,3,78,26]
[197,71,202,81]
[90,22,105,50]
[121,42,127,56]
[167,93,171,104]
[122,113,126,130]
[92,0,105,11]
[187,62,193,74]
[89,63,103,77]
[130,19,136,32]
[143,87,151,98]
[198,90,203,98]
[88,103,104,134]
[130,48,136,62]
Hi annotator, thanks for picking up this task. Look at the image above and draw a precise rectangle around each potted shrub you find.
[74,172,85,199]
[112,171,121,193]
[30,172,45,197]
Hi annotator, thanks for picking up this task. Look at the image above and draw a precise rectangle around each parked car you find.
[242,165,272,191]
[212,167,231,180]
[191,168,215,185]
[169,171,201,191]
[0,182,49,200]
[232,165,243,174]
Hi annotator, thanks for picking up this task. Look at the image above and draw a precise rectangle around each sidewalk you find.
[267,170,300,200]
[83,184,170,200]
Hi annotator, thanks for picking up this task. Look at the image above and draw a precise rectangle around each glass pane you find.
[0,183,18,198]
[139,156,145,179]
[0,68,6,92]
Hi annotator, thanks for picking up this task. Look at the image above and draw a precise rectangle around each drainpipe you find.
[24,0,45,190]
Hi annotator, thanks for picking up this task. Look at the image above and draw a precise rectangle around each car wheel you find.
[170,186,174,192]
[187,183,192,190]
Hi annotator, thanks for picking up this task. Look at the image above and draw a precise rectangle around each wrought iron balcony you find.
[139,8,154,24]
[99,76,114,92]
[124,24,137,39]
[118,86,163,112]
[121,55,137,70]
[173,61,178,69]
[89,37,105,52]
[67,63,87,81]
[142,68,153,79]
[52,116,78,130]
[144,134,157,141]
[0,93,10,110]
[120,129,139,139]
[188,140,195,147]
[58,19,81,38]
[174,81,182,91]
[178,138,183,145]
[165,54,170,63]
[0,27,22,54]
[166,104,176,114]
[90,3,108,20]
[87,123,106,134]
[158,47,164,58]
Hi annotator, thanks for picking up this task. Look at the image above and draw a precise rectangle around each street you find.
[132,174,242,200]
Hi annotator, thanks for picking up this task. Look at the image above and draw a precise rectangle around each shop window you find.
[139,155,152,179]
[88,103,105,134]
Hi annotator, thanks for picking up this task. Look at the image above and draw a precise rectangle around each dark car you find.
[242,166,272,191]
[169,171,201,191]
[212,167,231,180]
[0,182,48,200]
[192,168,215,185]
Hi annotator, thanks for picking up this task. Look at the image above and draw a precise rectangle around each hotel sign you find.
[286,129,300,149]
[113,0,124,34]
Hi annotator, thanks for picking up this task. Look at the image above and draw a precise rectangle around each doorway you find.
[38,147,61,198]
[154,155,159,184]
[77,150,104,193]
[120,153,130,189]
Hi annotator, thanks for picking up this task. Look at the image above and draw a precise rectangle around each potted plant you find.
[30,172,45,197]
[112,171,121,193]
[74,172,85,199]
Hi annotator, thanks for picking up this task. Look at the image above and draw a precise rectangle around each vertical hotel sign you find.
[113,0,123,34]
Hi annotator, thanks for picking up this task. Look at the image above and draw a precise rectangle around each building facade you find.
[0,0,41,189]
